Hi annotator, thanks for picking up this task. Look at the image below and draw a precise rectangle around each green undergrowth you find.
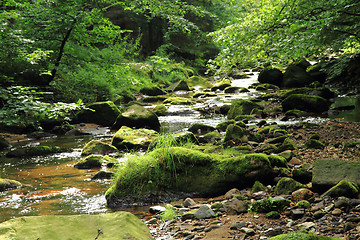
[269,231,342,240]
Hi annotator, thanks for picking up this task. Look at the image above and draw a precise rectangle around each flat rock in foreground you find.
[0,211,152,240]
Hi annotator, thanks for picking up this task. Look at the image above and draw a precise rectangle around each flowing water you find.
[1,72,358,223]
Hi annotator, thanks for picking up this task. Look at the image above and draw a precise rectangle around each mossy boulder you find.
[274,177,306,195]
[74,155,117,169]
[292,169,312,184]
[111,126,159,151]
[282,65,315,88]
[285,109,308,118]
[140,86,167,96]
[105,149,284,207]
[0,212,152,240]
[223,124,247,144]
[305,139,325,149]
[296,200,311,209]
[252,180,266,193]
[321,180,359,198]
[275,138,297,153]
[152,104,168,116]
[81,140,118,156]
[163,97,194,105]
[255,83,280,91]
[0,178,22,192]
[269,232,342,240]
[0,136,10,150]
[112,104,160,131]
[312,159,360,192]
[227,99,261,119]
[6,146,63,158]
[216,120,236,132]
[250,197,291,213]
[199,131,222,143]
[268,155,288,168]
[168,80,190,92]
[266,211,280,219]
[192,92,216,98]
[75,101,121,127]
[258,68,283,87]
[282,94,329,113]
[224,86,249,93]
[211,78,231,91]
[188,123,216,134]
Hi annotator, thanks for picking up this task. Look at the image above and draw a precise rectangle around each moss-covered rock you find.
[192,92,216,98]
[112,104,160,131]
[140,86,167,96]
[296,200,311,209]
[223,124,247,144]
[321,180,359,198]
[276,138,297,153]
[250,197,291,213]
[266,211,280,219]
[211,78,231,91]
[305,139,325,149]
[152,104,168,116]
[268,155,288,168]
[168,80,190,92]
[105,149,284,207]
[75,101,121,127]
[224,86,249,93]
[258,67,283,87]
[0,211,152,240]
[285,109,309,118]
[277,150,295,161]
[199,131,222,143]
[111,126,159,151]
[282,94,329,113]
[282,64,315,88]
[227,99,261,119]
[163,96,194,105]
[74,155,115,169]
[81,140,118,156]
[0,178,22,192]
[255,83,280,91]
[188,123,216,134]
[216,120,236,132]
[252,180,266,193]
[274,177,306,195]
[292,169,312,184]
[269,232,341,240]
[142,95,168,103]
[6,146,63,158]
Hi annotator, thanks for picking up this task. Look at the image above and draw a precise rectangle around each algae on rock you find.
[81,140,118,156]
[112,126,159,151]
[0,178,22,192]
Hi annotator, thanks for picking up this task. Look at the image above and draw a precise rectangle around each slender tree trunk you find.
[47,22,76,85]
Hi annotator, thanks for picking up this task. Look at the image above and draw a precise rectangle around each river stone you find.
[91,170,115,180]
[74,155,103,169]
[321,180,359,198]
[111,126,158,151]
[240,227,255,236]
[112,104,160,131]
[223,124,247,143]
[275,177,305,195]
[6,146,63,158]
[75,101,121,127]
[81,140,118,156]
[194,205,215,219]
[184,198,197,207]
[0,178,22,192]
[282,65,314,88]
[282,94,329,113]
[258,67,283,87]
[292,188,315,202]
[312,159,360,192]
[0,211,152,240]
[140,86,167,96]
[223,198,249,214]
[227,99,261,119]
[188,123,216,134]
[168,80,190,92]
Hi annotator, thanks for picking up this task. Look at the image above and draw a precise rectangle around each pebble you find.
[240,227,255,236]
[296,222,316,230]
[331,208,342,216]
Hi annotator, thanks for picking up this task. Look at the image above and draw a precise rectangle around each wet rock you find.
[192,92,216,98]
[152,104,167,116]
[74,155,103,169]
[292,188,315,202]
[313,210,326,219]
[282,94,329,113]
[230,222,246,230]
[81,140,118,156]
[305,139,325,149]
[266,211,281,219]
[6,146,63,158]
[91,170,114,180]
[111,126,158,151]
[224,86,249,93]
[149,206,166,214]
[321,180,359,198]
[240,227,255,236]
[112,104,160,131]
[223,198,249,214]
[282,64,314,88]
[211,78,231,91]
[264,227,283,237]
[291,208,305,220]
[227,99,261,119]
[296,221,316,231]
[0,178,22,192]
[258,67,283,87]
[140,86,167,96]
[274,177,306,195]
[168,80,190,92]
[74,101,121,127]
[184,198,197,207]
[188,123,215,134]
[194,205,215,219]
[225,188,241,199]
[313,159,360,192]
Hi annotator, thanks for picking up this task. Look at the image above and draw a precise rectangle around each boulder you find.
[282,94,329,113]
[194,205,215,219]
[0,178,22,192]
[0,212,152,240]
[91,170,115,180]
[111,126,158,151]
[192,92,216,98]
[258,68,283,87]
[227,99,261,119]
[312,159,360,192]
[255,83,280,91]
[152,104,168,116]
[223,198,249,214]
[163,97,194,105]
[6,146,63,158]
[223,124,247,143]
[216,120,236,132]
[188,123,216,134]
[105,149,286,207]
[74,101,121,127]
[321,180,359,198]
[168,80,190,92]
[224,86,249,93]
[81,140,118,156]
[74,155,107,169]
[249,197,291,213]
[140,86,167,96]
[112,104,160,131]
[291,188,315,202]
[305,139,325,149]
[211,79,231,91]
[282,65,314,88]
[274,177,306,195]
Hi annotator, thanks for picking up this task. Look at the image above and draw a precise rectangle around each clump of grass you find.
[161,205,177,221]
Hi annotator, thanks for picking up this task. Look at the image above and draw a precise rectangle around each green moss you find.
[223,124,246,143]
[163,97,195,105]
[276,138,297,153]
[282,94,329,113]
[257,125,280,135]
[224,86,249,93]
[0,178,22,192]
[252,180,266,193]
[6,146,63,158]
[0,212,152,240]
[188,123,216,134]
[192,92,216,98]
[142,95,168,103]
[81,140,118,156]
[211,202,223,210]
[211,78,231,91]
[285,109,308,117]
[275,177,306,195]
[249,197,291,213]
[152,104,168,116]
[186,76,213,88]
[255,84,280,91]
[111,126,159,151]
[74,155,103,169]
[305,139,325,149]
[216,120,236,132]
[268,155,288,168]
[322,179,359,198]
[227,99,261,119]
[269,232,342,240]
[296,200,311,209]
[234,115,256,121]
[266,211,280,219]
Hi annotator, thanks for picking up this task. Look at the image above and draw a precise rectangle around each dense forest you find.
[1,0,359,131]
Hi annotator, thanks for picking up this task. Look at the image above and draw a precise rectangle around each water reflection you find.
[329,95,360,122]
